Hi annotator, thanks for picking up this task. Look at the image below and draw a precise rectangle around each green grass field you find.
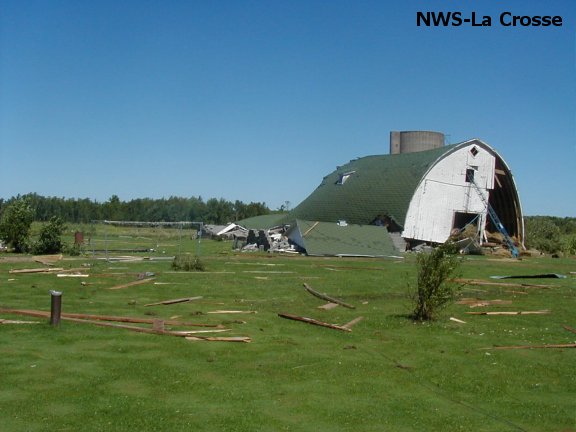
[1,235,574,431]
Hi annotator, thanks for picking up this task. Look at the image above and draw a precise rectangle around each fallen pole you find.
[303,283,355,309]
[144,296,203,307]
[278,312,352,332]
[0,308,222,328]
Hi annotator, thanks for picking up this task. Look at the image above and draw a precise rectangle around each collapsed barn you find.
[239,131,524,256]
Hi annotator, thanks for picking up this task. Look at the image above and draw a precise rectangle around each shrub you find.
[172,254,205,272]
[411,244,461,321]
[0,198,34,253]
[525,218,562,254]
[32,216,66,255]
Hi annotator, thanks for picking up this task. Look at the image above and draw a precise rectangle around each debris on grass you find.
[563,325,576,335]
[57,273,89,278]
[278,312,352,332]
[449,317,467,324]
[341,316,364,329]
[490,273,567,279]
[466,310,550,316]
[0,318,41,324]
[185,336,251,343]
[484,343,576,350]
[9,267,64,274]
[454,278,554,289]
[33,254,63,265]
[144,296,203,307]
[107,277,155,290]
[456,298,513,308]
[0,308,223,327]
[207,310,257,314]
[303,283,356,309]
[318,302,339,310]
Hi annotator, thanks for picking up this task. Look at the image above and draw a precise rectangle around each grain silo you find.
[390,131,445,154]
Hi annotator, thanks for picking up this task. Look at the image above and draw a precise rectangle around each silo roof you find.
[288,144,459,228]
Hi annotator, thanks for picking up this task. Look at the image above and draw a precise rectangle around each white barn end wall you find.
[402,142,495,244]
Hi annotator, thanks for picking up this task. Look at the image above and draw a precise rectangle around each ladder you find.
[469,178,519,258]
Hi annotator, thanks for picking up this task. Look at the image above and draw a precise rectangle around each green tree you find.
[32,216,66,254]
[411,244,461,321]
[525,218,562,254]
[0,198,34,253]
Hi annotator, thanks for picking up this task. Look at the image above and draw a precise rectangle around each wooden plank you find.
[454,278,554,289]
[494,174,502,188]
[303,283,355,309]
[107,278,155,290]
[302,221,320,237]
[185,336,251,343]
[495,168,507,176]
[563,325,576,335]
[0,308,223,328]
[144,296,203,307]
[9,267,64,274]
[488,344,576,350]
[449,317,467,324]
[206,310,257,314]
[0,319,41,324]
[318,302,339,310]
[341,316,364,329]
[456,298,512,308]
[278,312,352,332]
[466,310,550,315]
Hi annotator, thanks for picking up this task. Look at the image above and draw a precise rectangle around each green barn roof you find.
[287,219,399,257]
[289,144,457,228]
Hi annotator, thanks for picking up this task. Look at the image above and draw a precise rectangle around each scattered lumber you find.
[0,318,40,324]
[318,302,339,310]
[486,344,576,350]
[0,308,223,328]
[450,317,467,324]
[303,283,355,309]
[33,254,63,265]
[563,325,576,335]
[107,277,155,290]
[185,336,251,343]
[454,278,554,289]
[171,329,230,335]
[456,298,512,308]
[57,273,89,278]
[341,316,364,329]
[278,312,352,332]
[466,310,550,316]
[207,310,257,314]
[144,296,203,307]
[9,267,64,274]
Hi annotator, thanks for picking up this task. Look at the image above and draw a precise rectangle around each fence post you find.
[50,290,62,326]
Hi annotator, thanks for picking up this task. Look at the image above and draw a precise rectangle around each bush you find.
[411,244,461,321]
[0,198,34,253]
[32,217,66,255]
[525,218,562,254]
[172,254,205,272]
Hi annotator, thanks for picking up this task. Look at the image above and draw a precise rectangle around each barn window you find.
[336,171,355,185]
[465,168,475,183]
[470,146,479,157]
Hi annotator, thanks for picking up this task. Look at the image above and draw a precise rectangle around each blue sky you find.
[0,0,574,216]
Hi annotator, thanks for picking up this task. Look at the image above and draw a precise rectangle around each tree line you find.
[0,193,271,225]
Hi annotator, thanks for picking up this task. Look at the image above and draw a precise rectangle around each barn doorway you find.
[452,212,479,231]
